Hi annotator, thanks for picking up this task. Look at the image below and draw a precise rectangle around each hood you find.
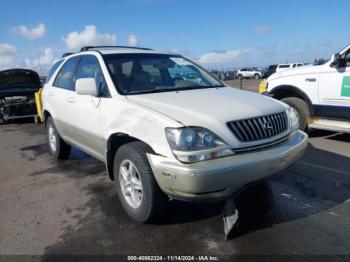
[0,69,41,89]
[268,64,323,81]
[127,87,286,126]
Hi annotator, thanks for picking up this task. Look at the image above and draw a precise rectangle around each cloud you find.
[24,48,54,74]
[0,43,17,69]
[255,26,272,33]
[0,43,17,56]
[197,50,250,64]
[128,34,138,47]
[62,25,117,51]
[12,23,46,39]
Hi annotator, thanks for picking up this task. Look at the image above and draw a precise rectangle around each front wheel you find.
[281,97,310,131]
[114,141,168,223]
[238,74,243,80]
[254,74,260,79]
[46,116,71,159]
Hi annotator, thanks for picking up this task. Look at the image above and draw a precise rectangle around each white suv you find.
[260,44,350,132]
[42,46,307,223]
[237,68,262,80]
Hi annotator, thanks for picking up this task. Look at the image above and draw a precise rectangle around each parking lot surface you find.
[1,81,350,258]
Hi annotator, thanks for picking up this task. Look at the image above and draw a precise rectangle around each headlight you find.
[287,107,299,132]
[165,127,234,163]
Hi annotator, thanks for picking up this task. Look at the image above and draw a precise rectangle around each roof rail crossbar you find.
[80,46,153,52]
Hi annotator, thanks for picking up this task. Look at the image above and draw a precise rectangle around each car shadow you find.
[37,140,350,255]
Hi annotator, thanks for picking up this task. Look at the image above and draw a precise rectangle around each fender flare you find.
[105,133,155,180]
[269,85,314,115]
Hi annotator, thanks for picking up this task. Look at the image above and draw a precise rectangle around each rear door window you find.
[53,57,80,91]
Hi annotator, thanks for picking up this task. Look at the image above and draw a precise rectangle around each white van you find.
[260,44,350,133]
[276,63,304,73]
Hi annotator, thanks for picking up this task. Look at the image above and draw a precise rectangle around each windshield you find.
[103,54,223,95]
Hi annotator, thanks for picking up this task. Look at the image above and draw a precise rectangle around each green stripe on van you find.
[341,76,350,97]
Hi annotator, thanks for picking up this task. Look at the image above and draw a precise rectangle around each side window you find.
[75,55,110,97]
[345,51,350,66]
[53,57,79,91]
[279,65,290,69]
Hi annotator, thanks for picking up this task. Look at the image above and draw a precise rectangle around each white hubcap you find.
[119,159,143,209]
[48,124,57,152]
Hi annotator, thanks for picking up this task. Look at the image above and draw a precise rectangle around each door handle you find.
[67,98,75,103]
[305,78,316,82]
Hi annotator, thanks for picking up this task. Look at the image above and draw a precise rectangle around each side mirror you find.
[332,53,346,68]
[75,78,98,96]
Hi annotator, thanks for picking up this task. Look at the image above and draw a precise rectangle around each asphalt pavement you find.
[0,81,350,260]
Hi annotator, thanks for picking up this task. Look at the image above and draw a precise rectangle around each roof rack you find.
[62,52,74,58]
[80,46,153,52]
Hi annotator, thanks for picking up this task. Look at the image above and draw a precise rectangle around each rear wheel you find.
[254,74,260,79]
[281,97,310,131]
[238,74,243,80]
[46,116,71,159]
[114,141,168,223]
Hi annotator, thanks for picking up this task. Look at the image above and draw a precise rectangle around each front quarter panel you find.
[99,96,182,160]
[267,66,323,104]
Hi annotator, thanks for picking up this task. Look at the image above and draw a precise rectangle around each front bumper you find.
[147,130,308,201]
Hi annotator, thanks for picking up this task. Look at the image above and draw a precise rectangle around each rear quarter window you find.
[46,60,64,83]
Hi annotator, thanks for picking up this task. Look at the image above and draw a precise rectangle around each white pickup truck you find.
[260,44,350,132]
[42,46,307,223]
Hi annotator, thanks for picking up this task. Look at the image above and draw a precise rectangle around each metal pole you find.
[240,78,243,90]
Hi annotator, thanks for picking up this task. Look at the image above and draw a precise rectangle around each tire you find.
[114,141,168,223]
[238,74,243,80]
[281,97,310,131]
[254,74,260,80]
[46,116,71,159]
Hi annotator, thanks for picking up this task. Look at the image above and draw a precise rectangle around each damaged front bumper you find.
[147,130,308,201]
[0,97,36,121]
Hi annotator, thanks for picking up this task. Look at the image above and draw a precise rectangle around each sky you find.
[0,0,350,75]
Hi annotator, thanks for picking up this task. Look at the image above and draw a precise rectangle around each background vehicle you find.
[276,63,304,73]
[237,68,262,79]
[42,46,307,223]
[0,69,41,122]
[209,70,226,80]
[224,70,237,80]
[262,64,278,79]
[261,44,350,132]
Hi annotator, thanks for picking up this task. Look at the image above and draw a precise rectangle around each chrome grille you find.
[227,112,289,142]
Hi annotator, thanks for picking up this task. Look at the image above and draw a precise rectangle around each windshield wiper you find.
[127,88,174,95]
[126,85,224,95]
[176,85,224,91]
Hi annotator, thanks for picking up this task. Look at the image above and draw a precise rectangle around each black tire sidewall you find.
[46,117,60,158]
[281,97,309,131]
[114,144,156,223]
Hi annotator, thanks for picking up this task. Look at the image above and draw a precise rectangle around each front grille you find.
[227,112,289,142]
